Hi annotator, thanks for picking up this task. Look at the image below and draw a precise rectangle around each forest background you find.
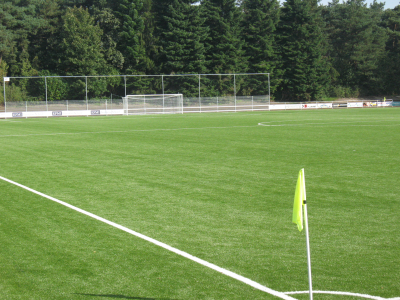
[1,0,399,103]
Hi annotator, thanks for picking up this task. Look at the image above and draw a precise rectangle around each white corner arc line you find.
[285,290,391,300]
[0,175,296,300]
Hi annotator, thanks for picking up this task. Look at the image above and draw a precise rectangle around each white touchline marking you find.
[0,175,296,300]
[258,121,400,127]
[0,125,257,138]
[285,290,395,300]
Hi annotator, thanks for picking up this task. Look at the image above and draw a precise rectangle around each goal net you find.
[123,94,183,115]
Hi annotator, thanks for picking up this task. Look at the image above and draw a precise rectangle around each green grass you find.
[0,109,399,300]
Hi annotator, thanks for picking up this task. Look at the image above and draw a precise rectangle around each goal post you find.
[123,94,183,115]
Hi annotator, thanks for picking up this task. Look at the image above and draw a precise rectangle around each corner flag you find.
[292,168,313,300]
[293,168,306,231]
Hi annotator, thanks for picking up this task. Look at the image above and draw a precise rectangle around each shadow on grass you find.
[74,294,177,300]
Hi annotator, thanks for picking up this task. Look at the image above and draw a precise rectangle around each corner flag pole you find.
[303,195,313,300]
[293,168,313,300]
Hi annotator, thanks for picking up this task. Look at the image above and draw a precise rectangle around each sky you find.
[316,0,399,9]
[193,0,400,10]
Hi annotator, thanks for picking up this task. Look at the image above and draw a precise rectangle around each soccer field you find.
[0,109,399,300]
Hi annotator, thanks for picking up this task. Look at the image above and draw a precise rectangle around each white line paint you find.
[0,175,296,300]
[285,290,393,300]
[258,121,400,127]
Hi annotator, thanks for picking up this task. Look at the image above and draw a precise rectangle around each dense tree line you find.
[1,0,399,102]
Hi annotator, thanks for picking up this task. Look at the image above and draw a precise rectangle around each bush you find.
[331,85,360,98]
[4,84,28,102]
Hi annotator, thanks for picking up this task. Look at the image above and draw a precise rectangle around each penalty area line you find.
[0,175,296,300]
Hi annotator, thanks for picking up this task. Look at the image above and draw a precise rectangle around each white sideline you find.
[258,121,400,127]
[0,175,296,300]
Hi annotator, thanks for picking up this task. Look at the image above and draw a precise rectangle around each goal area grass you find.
[0,109,399,300]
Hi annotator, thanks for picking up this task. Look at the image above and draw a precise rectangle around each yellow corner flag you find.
[293,168,306,231]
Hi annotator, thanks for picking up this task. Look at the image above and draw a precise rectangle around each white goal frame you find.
[123,94,183,115]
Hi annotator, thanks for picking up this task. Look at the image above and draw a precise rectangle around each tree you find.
[277,0,331,101]
[152,0,175,40]
[322,0,387,95]
[201,0,247,96]
[113,0,148,74]
[202,0,246,74]
[159,0,207,96]
[0,16,14,69]
[28,0,63,73]
[0,0,47,77]
[142,0,157,73]
[379,5,400,95]
[58,6,107,75]
[57,6,114,99]
[241,0,281,95]
[92,5,124,71]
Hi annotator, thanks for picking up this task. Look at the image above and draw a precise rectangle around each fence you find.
[1,73,271,117]
[2,73,270,102]
[0,96,269,118]
[183,96,270,113]
[268,100,394,110]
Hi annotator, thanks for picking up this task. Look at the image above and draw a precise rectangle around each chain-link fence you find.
[2,73,270,103]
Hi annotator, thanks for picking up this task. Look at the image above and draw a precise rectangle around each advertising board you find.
[317,103,333,109]
[348,102,363,108]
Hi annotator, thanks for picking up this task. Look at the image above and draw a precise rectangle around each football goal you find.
[123,94,183,115]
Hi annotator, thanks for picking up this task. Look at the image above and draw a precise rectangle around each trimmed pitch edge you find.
[0,175,296,300]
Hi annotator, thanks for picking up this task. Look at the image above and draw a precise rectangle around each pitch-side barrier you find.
[0,99,395,119]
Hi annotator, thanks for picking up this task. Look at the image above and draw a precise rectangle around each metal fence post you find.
[162,75,165,113]
[234,74,237,112]
[268,73,271,109]
[198,74,201,102]
[85,76,88,116]
[3,77,6,114]
[45,77,48,117]
[124,76,127,97]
